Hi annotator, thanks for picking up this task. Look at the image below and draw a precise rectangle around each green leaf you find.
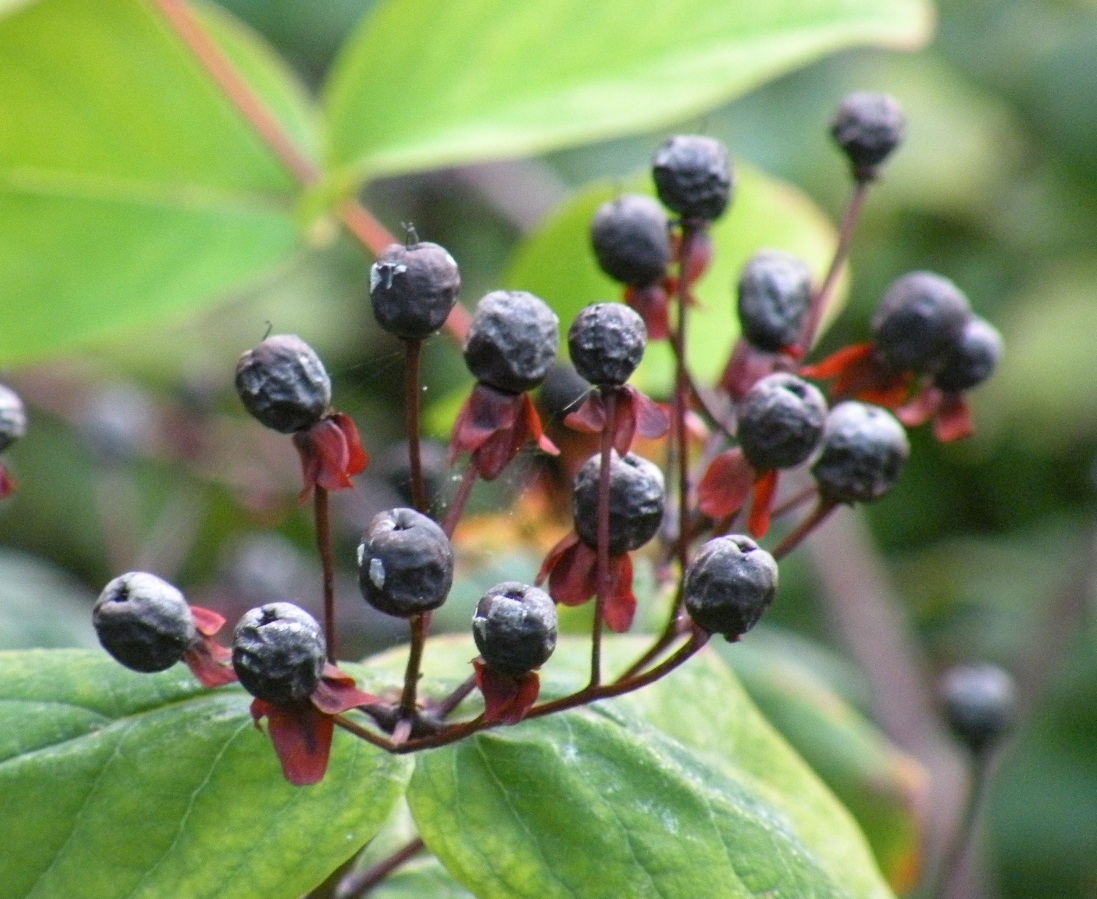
[0,0,318,364]
[0,650,412,899]
[505,164,840,394]
[325,0,933,183]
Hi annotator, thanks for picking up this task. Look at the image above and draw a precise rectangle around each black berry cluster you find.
[652,135,734,222]
[235,334,331,434]
[934,316,1003,393]
[568,302,647,387]
[872,271,972,374]
[232,602,326,705]
[358,508,454,617]
[812,401,909,504]
[572,451,665,556]
[590,194,671,288]
[684,536,778,640]
[464,290,559,394]
[473,582,558,676]
[93,571,197,673]
[736,250,813,353]
[830,92,906,178]
[369,240,461,341]
[737,373,827,472]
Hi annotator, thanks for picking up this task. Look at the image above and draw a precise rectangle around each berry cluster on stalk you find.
[88,90,1002,826]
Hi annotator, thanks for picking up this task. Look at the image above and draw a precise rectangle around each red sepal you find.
[450,384,557,481]
[473,660,541,725]
[565,387,668,455]
[680,230,713,285]
[719,340,790,400]
[189,605,225,637]
[799,343,913,408]
[537,535,636,631]
[182,634,237,688]
[697,449,754,519]
[293,413,368,499]
[311,663,382,714]
[601,554,637,633]
[624,283,670,340]
[747,469,780,539]
[251,699,333,786]
[896,387,975,443]
[0,464,16,498]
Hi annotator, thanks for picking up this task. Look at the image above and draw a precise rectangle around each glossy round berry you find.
[93,572,197,673]
[939,663,1016,754]
[737,373,827,471]
[736,250,812,352]
[573,451,665,556]
[463,291,559,394]
[590,194,671,288]
[811,402,909,504]
[684,536,778,640]
[235,334,331,434]
[652,135,734,221]
[830,92,906,174]
[0,384,26,453]
[473,582,558,676]
[358,508,454,617]
[232,602,325,705]
[369,241,461,340]
[934,316,1003,393]
[568,303,647,387]
[872,272,971,373]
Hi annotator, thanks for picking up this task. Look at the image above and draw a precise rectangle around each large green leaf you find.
[325,0,933,184]
[504,164,840,395]
[0,650,412,899]
[0,0,317,364]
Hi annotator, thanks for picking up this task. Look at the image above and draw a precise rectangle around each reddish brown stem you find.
[403,339,427,513]
[398,614,428,725]
[591,390,617,688]
[772,498,838,560]
[431,674,478,719]
[442,466,478,538]
[314,487,337,663]
[336,838,426,899]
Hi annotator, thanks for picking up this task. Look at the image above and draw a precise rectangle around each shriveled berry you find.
[568,303,647,387]
[737,373,827,471]
[369,241,461,340]
[358,508,454,617]
[590,194,671,287]
[93,571,197,673]
[939,663,1016,754]
[463,291,559,394]
[684,535,778,640]
[473,582,558,676]
[652,135,734,221]
[0,384,26,453]
[573,451,664,556]
[736,250,812,352]
[235,334,331,433]
[232,602,325,705]
[830,92,906,174]
[872,272,971,373]
[812,402,909,504]
[934,316,1003,393]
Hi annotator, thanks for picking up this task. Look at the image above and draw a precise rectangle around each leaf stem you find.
[336,837,426,899]
[314,486,337,663]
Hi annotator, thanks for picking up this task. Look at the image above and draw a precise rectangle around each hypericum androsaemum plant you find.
[2,2,1024,899]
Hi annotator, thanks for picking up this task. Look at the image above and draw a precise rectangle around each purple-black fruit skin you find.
[812,401,909,504]
[0,384,26,452]
[652,135,734,221]
[939,663,1016,754]
[568,303,647,387]
[830,92,906,173]
[232,602,326,705]
[369,241,460,341]
[934,316,1003,393]
[537,364,591,426]
[463,291,559,394]
[736,250,812,352]
[590,194,671,288]
[235,334,331,434]
[573,451,665,556]
[93,571,197,673]
[684,535,778,640]
[737,373,828,471]
[473,582,558,676]
[358,508,454,618]
[872,271,971,373]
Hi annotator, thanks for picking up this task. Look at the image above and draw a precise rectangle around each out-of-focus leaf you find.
[0,650,412,898]
[505,164,840,395]
[325,0,933,184]
[0,549,97,650]
[0,0,318,364]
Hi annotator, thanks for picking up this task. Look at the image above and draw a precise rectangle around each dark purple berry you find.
[568,303,647,387]
[358,508,454,618]
[939,663,1016,754]
[232,602,325,705]
[235,334,331,434]
[369,241,460,341]
[684,535,778,640]
[590,194,671,287]
[830,92,906,175]
[473,582,558,676]
[872,272,971,373]
[0,384,26,453]
[537,364,591,426]
[573,451,664,556]
[811,402,909,504]
[736,250,812,352]
[652,135,734,221]
[934,316,1003,393]
[93,572,197,673]
[737,373,827,471]
[463,291,559,394]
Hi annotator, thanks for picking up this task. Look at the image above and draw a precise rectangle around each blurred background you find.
[3,0,1097,896]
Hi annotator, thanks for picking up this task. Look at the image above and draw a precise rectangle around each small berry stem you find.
[398,614,429,730]
[591,389,618,689]
[770,483,819,519]
[313,486,337,663]
[403,338,428,513]
[336,837,426,899]
[443,466,478,538]
[928,750,994,899]
[772,498,838,560]
[431,673,478,719]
